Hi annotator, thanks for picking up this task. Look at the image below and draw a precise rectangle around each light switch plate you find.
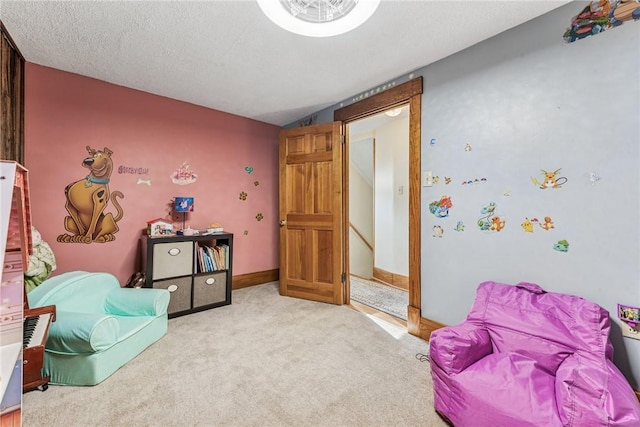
[423,171,433,187]
[622,324,640,340]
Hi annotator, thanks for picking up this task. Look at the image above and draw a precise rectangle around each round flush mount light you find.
[257,0,381,37]
[385,107,403,117]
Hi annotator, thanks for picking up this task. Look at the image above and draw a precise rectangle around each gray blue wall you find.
[290,2,640,387]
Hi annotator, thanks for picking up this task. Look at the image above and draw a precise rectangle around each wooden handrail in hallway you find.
[349,222,373,252]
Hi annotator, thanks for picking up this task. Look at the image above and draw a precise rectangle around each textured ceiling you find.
[0,0,570,126]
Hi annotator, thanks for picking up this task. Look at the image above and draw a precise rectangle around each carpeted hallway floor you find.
[350,276,408,320]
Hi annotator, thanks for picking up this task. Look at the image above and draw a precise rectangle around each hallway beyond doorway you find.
[350,276,408,321]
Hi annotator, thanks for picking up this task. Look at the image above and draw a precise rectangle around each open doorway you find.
[334,77,423,336]
[347,105,410,326]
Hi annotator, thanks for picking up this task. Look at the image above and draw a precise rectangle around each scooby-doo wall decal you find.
[57,146,124,244]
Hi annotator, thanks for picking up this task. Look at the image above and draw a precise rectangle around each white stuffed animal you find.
[24,227,57,292]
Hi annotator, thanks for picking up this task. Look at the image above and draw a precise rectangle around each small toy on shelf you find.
[179,227,197,236]
[206,223,224,233]
[147,218,173,237]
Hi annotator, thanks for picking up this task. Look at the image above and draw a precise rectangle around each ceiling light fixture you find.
[385,108,403,117]
[257,0,381,37]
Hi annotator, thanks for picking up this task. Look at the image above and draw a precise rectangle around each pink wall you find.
[24,64,280,285]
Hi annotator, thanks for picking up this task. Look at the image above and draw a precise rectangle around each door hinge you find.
[341,272,346,283]
[340,135,345,144]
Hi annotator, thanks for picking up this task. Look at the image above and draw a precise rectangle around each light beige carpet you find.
[22,282,446,427]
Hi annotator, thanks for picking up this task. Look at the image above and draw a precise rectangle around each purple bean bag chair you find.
[429,281,640,426]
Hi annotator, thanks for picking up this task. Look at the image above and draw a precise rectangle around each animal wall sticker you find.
[588,172,601,185]
[58,146,124,243]
[531,169,568,189]
[521,217,535,233]
[521,216,555,232]
[239,165,264,235]
[429,195,453,218]
[563,0,640,43]
[539,216,555,230]
[553,240,570,252]
[477,202,506,232]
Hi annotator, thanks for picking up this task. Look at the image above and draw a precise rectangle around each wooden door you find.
[279,122,344,304]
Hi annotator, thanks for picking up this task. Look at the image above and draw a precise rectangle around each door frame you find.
[334,77,423,335]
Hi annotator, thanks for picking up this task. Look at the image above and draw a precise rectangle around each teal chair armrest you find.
[46,311,119,354]
[105,287,169,317]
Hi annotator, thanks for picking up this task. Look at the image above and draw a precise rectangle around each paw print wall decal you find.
[238,166,265,232]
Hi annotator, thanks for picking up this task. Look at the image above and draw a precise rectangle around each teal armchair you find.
[28,271,169,386]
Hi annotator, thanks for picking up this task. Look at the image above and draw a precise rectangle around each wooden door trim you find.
[334,77,423,335]
[1,22,26,59]
[1,22,26,164]
[335,78,423,122]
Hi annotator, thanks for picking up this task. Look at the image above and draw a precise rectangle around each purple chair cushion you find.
[429,281,640,427]
[451,352,562,427]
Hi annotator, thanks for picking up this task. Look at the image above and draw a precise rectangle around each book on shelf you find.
[203,250,213,272]
[205,245,217,271]
[195,243,204,273]
[219,244,229,270]
[194,241,230,273]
